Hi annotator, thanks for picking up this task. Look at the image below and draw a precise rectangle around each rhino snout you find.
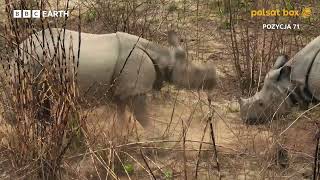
[239,97,262,125]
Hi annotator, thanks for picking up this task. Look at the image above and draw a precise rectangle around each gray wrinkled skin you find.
[240,35,320,125]
[239,55,293,124]
[5,28,218,129]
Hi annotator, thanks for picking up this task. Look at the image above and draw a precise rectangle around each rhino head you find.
[165,31,218,99]
[239,55,296,124]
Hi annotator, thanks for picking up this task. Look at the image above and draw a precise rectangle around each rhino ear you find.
[273,55,289,69]
[168,31,180,47]
[277,66,291,81]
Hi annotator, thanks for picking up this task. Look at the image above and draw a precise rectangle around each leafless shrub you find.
[78,0,171,39]
[0,0,83,179]
[228,0,319,95]
[227,0,320,179]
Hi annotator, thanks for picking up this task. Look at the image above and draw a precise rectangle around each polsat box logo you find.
[250,7,312,30]
[251,7,312,18]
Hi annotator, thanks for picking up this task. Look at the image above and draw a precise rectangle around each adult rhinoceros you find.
[6,28,217,131]
[239,35,320,124]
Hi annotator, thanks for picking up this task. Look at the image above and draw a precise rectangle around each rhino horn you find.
[273,55,289,69]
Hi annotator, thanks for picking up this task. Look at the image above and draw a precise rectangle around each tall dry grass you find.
[0,0,83,179]
[228,0,320,95]
[227,1,320,179]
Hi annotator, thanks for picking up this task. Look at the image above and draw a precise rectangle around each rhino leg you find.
[114,98,135,136]
[129,94,151,128]
[115,98,127,125]
[115,94,151,131]
[36,83,52,123]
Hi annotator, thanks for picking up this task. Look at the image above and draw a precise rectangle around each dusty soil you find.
[55,78,316,180]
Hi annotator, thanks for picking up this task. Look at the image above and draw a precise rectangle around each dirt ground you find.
[71,63,317,179]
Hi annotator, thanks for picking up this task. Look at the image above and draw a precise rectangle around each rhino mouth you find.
[243,106,293,125]
[240,103,277,125]
[240,93,296,125]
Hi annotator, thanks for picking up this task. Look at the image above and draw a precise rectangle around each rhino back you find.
[75,31,119,97]
[308,52,320,100]
[286,35,320,101]
[18,28,120,98]
[289,36,320,84]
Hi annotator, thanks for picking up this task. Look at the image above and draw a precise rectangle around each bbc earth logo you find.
[13,10,69,18]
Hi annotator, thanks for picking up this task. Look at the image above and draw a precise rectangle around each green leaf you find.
[124,163,134,174]
[164,170,173,180]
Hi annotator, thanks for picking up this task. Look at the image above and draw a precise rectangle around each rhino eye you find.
[258,102,264,106]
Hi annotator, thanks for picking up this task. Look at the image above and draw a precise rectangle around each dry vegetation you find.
[0,0,319,179]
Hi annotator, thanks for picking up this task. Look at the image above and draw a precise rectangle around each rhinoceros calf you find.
[7,28,218,130]
[240,35,320,124]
